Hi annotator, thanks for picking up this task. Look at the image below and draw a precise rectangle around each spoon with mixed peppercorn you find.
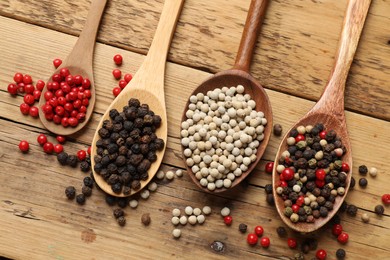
[272,0,371,233]
[91,0,185,197]
[38,0,107,135]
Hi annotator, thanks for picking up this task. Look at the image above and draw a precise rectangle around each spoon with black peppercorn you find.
[180,0,272,193]
[91,0,185,197]
[272,0,371,233]
[38,0,107,135]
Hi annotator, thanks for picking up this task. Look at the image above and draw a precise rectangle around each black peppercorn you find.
[83,177,94,188]
[128,98,140,107]
[65,186,76,200]
[273,124,283,136]
[111,182,122,194]
[330,214,341,225]
[350,177,356,189]
[276,226,287,237]
[57,152,69,165]
[98,128,110,138]
[264,184,273,194]
[67,155,78,167]
[117,216,126,226]
[146,152,157,162]
[358,178,368,187]
[336,248,346,259]
[339,201,348,212]
[358,165,368,175]
[76,194,86,205]
[301,242,310,254]
[123,186,131,195]
[105,194,117,206]
[346,204,358,216]
[154,138,165,150]
[80,161,90,172]
[308,238,318,250]
[266,194,274,205]
[374,205,384,215]
[82,186,92,197]
[312,210,320,218]
[113,208,125,218]
[109,109,119,119]
[152,115,162,127]
[238,223,247,233]
[131,180,141,190]
[117,198,128,208]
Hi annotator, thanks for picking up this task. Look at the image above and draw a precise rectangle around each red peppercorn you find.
[73,75,83,85]
[315,179,325,188]
[42,104,53,114]
[254,226,264,236]
[55,89,64,98]
[295,134,305,143]
[19,140,29,152]
[265,162,274,173]
[316,249,327,260]
[118,79,127,89]
[260,237,270,248]
[7,83,18,95]
[68,117,78,127]
[337,232,349,244]
[287,238,297,249]
[84,89,91,98]
[76,113,86,122]
[53,58,62,68]
[23,74,32,84]
[33,90,41,100]
[278,181,287,187]
[45,112,54,121]
[23,94,35,105]
[112,69,121,79]
[60,68,70,78]
[24,84,35,94]
[44,91,53,101]
[14,73,24,83]
[53,114,62,124]
[61,117,69,127]
[20,103,30,115]
[124,73,133,83]
[113,54,123,65]
[36,80,45,91]
[82,78,91,89]
[37,134,48,146]
[53,144,64,154]
[113,87,121,97]
[247,233,258,245]
[315,169,326,180]
[52,73,61,83]
[56,135,66,143]
[382,194,390,205]
[341,162,350,173]
[296,196,304,206]
[87,146,91,155]
[319,131,327,139]
[332,224,343,236]
[17,83,25,93]
[29,106,39,117]
[43,142,54,154]
[281,168,294,181]
[292,204,300,213]
[223,216,233,226]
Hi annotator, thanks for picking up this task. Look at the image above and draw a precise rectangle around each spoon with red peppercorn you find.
[272,0,371,233]
[91,0,185,197]
[38,0,107,135]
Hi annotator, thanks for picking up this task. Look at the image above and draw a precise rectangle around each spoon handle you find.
[233,0,269,73]
[316,0,371,115]
[65,0,108,69]
[136,0,184,96]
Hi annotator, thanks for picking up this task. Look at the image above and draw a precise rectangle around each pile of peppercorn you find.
[275,123,350,223]
[93,98,164,195]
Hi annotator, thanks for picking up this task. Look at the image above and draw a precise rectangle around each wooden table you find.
[1,0,389,259]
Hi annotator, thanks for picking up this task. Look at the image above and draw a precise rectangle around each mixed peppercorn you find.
[275,123,351,223]
[93,98,164,195]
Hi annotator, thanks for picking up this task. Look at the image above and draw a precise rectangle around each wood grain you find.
[0,16,389,259]
[0,0,389,120]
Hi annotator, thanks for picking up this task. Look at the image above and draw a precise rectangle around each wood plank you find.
[0,0,389,120]
[0,17,389,259]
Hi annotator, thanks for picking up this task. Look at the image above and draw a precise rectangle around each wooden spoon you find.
[38,0,107,135]
[272,0,371,233]
[91,0,185,197]
[181,0,272,193]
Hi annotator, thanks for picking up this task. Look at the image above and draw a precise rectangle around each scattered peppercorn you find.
[336,248,346,259]
[105,194,117,206]
[359,178,368,187]
[266,194,275,205]
[65,186,76,200]
[238,223,247,233]
[265,184,273,194]
[76,194,85,205]
[350,177,355,189]
[276,226,287,237]
[83,177,94,188]
[346,204,358,216]
[141,213,151,226]
[374,205,384,215]
[210,241,225,253]
[273,124,283,136]
[80,161,90,172]
[81,185,92,197]
[113,208,124,218]
[358,165,368,175]
[67,155,78,167]
[117,216,126,226]
[57,152,69,165]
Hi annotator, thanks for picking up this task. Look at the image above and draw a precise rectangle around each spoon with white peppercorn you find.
[272,0,371,233]
[180,0,272,193]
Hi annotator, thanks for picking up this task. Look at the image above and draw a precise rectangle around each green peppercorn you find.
[308,158,317,168]
[284,207,293,217]
[65,186,76,200]
[374,205,384,215]
[294,252,304,260]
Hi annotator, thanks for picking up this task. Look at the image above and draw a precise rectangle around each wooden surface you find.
[0,0,389,259]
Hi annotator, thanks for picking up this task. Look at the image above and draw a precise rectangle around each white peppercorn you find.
[197,215,205,224]
[166,171,175,180]
[207,182,216,191]
[172,217,180,225]
[369,167,378,177]
[172,229,181,238]
[156,170,165,180]
[148,182,158,192]
[172,208,181,217]
[179,216,187,225]
[175,169,183,177]
[140,190,150,200]
[188,215,197,225]
[361,213,370,223]
[129,199,138,208]
[221,207,230,217]
[202,206,211,215]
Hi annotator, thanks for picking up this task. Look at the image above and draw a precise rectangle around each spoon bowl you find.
[181,0,272,193]
[272,0,371,233]
[182,69,272,192]
[38,0,107,135]
[91,0,184,197]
